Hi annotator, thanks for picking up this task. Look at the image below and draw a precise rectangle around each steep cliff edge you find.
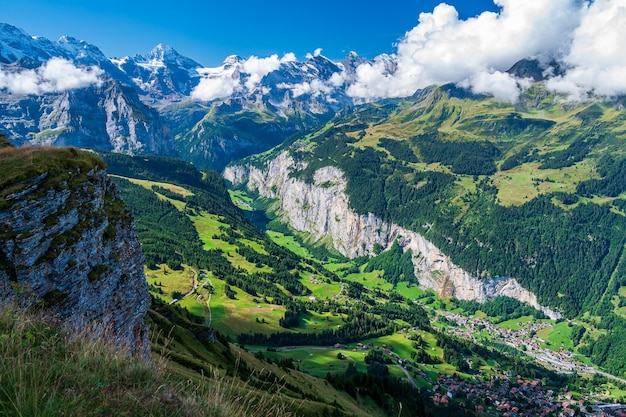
[0,144,150,354]
[224,152,560,319]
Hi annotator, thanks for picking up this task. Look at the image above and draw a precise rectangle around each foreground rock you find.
[0,145,151,355]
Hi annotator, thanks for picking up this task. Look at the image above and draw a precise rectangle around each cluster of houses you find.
[428,373,625,416]
[439,311,592,375]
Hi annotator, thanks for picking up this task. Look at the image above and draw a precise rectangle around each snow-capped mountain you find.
[2,22,566,169]
[111,44,203,105]
[0,23,174,155]
[0,23,373,165]
[154,51,367,170]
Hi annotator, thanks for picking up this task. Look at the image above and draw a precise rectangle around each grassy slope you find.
[0,146,104,201]
[351,89,624,207]
[1,303,383,417]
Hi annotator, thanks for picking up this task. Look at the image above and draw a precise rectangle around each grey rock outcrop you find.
[224,152,560,319]
[1,81,175,155]
[0,149,151,354]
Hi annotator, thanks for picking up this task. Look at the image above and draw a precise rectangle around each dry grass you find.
[0,146,104,199]
[0,305,295,417]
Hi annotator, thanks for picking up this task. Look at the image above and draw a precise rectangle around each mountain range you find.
[0,23,366,169]
[0,23,555,171]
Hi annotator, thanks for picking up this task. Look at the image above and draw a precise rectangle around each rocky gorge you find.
[224,151,560,319]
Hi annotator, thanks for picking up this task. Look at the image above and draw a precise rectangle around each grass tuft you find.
[0,305,294,417]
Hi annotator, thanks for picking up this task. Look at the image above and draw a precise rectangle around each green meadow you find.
[145,264,195,303]
[537,321,574,351]
[496,315,534,331]
[267,230,311,259]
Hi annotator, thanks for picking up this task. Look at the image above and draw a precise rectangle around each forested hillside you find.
[96,151,626,415]
[230,85,626,377]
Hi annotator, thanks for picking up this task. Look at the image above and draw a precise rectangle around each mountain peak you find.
[146,43,178,61]
[55,35,108,62]
[0,23,38,63]
[0,22,30,38]
[223,54,242,66]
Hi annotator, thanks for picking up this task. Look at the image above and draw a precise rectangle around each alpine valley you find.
[2,21,626,417]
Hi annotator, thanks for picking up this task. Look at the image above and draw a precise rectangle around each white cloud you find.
[0,58,103,95]
[329,71,347,87]
[277,79,334,98]
[547,0,626,98]
[242,53,296,91]
[191,71,241,101]
[347,0,582,101]
[459,70,529,103]
[306,48,324,59]
[191,53,297,100]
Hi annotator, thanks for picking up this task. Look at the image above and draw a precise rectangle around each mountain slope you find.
[0,23,175,155]
[157,53,360,170]
[111,44,203,105]
[226,84,626,318]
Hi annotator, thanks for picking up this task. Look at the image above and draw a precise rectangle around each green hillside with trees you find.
[234,85,626,379]
[98,151,626,415]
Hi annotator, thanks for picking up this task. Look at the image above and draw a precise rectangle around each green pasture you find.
[343,269,394,293]
[536,321,574,351]
[189,212,238,251]
[228,189,254,211]
[496,316,534,331]
[225,249,273,274]
[204,275,226,321]
[145,264,195,303]
[267,230,311,259]
[177,293,206,318]
[209,278,286,338]
[300,274,342,300]
[363,332,416,360]
[265,347,369,378]
[295,311,346,332]
[395,282,425,299]
[493,161,597,206]
[111,175,191,210]
[109,175,193,197]
[323,261,354,273]
[239,238,268,255]
[264,345,407,379]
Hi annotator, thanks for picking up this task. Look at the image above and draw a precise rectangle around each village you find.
[403,309,626,416]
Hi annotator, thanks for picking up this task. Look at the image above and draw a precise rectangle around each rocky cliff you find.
[224,152,560,319]
[0,144,151,354]
[2,81,175,155]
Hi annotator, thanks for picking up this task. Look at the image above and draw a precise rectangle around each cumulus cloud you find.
[347,0,583,102]
[0,58,103,95]
[242,53,296,90]
[459,70,531,103]
[191,73,241,101]
[306,48,324,60]
[287,79,334,98]
[547,0,626,99]
[185,1,626,104]
[191,53,296,101]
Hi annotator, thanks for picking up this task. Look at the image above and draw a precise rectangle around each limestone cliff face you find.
[0,147,151,354]
[2,81,175,156]
[224,152,560,319]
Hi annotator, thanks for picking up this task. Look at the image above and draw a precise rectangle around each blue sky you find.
[1,0,499,65]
